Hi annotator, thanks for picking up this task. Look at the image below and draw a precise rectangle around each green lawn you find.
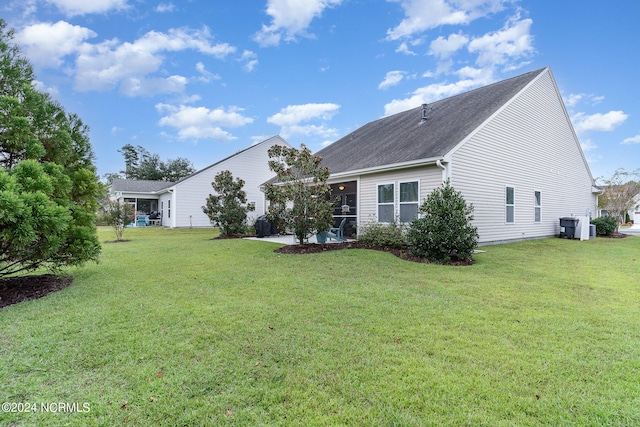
[1,227,639,426]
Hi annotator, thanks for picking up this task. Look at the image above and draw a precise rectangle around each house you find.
[109,135,292,227]
[315,67,599,244]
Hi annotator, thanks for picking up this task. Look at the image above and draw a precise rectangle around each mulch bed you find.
[274,241,475,266]
[0,274,74,309]
[599,233,628,239]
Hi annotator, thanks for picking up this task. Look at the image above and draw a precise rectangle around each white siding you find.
[358,166,443,225]
[171,136,289,227]
[159,192,174,227]
[450,69,597,243]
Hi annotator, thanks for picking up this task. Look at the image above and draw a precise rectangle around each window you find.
[377,183,395,223]
[399,181,419,223]
[506,186,515,223]
[534,191,541,223]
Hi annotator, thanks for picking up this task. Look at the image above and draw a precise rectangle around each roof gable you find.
[317,68,547,175]
[170,135,291,186]
[110,178,174,193]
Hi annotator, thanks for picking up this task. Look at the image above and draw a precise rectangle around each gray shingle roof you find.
[316,68,547,175]
[110,178,174,193]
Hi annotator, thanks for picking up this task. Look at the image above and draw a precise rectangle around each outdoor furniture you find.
[136,215,149,227]
[327,218,347,242]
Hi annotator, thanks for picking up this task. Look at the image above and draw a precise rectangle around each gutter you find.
[328,156,445,181]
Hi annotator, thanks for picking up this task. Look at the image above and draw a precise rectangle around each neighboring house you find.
[109,136,292,227]
[632,194,640,224]
[315,67,599,244]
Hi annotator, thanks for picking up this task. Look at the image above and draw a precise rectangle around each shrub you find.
[357,219,406,248]
[407,181,478,263]
[202,170,255,236]
[590,216,617,236]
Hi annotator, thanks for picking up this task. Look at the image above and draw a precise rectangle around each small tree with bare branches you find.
[100,200,134,241]
[597,168,640,232]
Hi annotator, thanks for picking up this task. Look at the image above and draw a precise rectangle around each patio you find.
[245,234,351,245]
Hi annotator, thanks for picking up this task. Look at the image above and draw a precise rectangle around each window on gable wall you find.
[506,186,515,223]
[534,191,541,223]
[400,181,419,223]
[377,183,395,223]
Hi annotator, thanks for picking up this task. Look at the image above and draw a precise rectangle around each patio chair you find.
[326,218,347,242]
[136,215,149,227]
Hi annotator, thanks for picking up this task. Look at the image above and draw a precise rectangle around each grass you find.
[1,227,639,426]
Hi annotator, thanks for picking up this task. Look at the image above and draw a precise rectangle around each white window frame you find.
[377,182,395,223]
[534,190,541,223]
[399,180,420,223]
[506,185,515,224]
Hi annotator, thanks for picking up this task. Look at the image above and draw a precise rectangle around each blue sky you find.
[3,0,639,181]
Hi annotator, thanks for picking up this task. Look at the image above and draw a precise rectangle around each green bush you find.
[357,219,406,248]
[590,216,617,236]
[202,170,255,236]
[407,181,478,263]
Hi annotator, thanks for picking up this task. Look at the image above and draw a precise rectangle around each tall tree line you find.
[103,144,196,183]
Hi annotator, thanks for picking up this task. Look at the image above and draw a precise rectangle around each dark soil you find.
[212,234,255,240]
[599,233,628,239]
[274,241,475,266]
[0,274,73,309]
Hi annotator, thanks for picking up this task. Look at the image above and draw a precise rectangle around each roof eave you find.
[328,157,444,181]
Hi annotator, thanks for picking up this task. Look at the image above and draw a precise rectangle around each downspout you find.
[436,159,448,183]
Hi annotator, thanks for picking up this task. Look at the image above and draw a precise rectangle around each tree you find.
[597,168,640,233]
[116,144,195,181]
[264,144,334,244]
[99,199,134,241]
[406,181,478,263]
[0,20,101,278]
[202,170,255,236]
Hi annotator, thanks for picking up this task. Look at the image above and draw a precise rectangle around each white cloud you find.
[195,62,221,83]
[396,41,417,55]
[580,139,597,152]
[467,15,534,67]
[120,75,187,97]
[564,93,605,108]
[379,71,406,90]
[45,0,129,16]
[155,3,176,13]
[240,50,258,72]
[267,103,340,138]
[74,27,236,94]
[156,104,254,141]
[33,79,59,97]
[622,134,640,145]
[253,0,343,46]
[386,0,509,40]
[572,111,628,134]
[383,67,493,116]
[15,21,96,67]
[564,93,584,108]
[429,32,469,59]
